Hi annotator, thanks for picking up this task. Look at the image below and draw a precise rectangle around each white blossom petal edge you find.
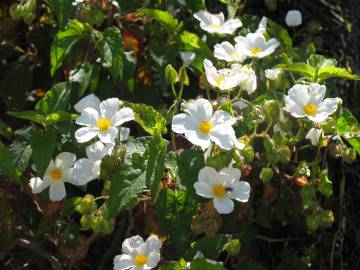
[172,98,237,150]
[306,128,323,146]
[194,11,242,34]
[113,235,162,270]
[29,152,78,201]
[194,166,251,214]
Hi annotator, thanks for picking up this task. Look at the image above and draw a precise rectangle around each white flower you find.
[306,128,323,146]
[236,65,257,95]
[235,32,280,58]
[255,17,267,34]
[75,97,134,144]
[29,152,78,201]
[74,94,101,113]
[203,59,245,91]
[72,128,130,184]
[213,41,246,63]
[233,100,248,110]
[284,83,340,122]
[180,51,196,66]
[113,235,162,270]
[194,167,250,214]
[265,68,282,80]
[172,99,237,150]
[285,10,302,27]
[194,11,242,34]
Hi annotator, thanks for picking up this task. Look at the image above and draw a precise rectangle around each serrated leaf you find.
[318,66,359,81]
[307,54,337,69]
[97,27,124,82]
[50,20,91,75]
[29,127,57,177]
[8,111,46,125]
[8,137,32,173]
[36,82,72,115]
[280,63,315,78]
[130,103,167,136]
[0,141,22,183]
[336,109,360,154]
[107,165,146,218]
[140,9,179,33]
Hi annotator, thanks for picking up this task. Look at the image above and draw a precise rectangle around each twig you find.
[67,232,100,270]
[256,235,302,243]
[16,238,64,270]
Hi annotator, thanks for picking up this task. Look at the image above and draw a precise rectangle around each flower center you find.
[199,120,213,134]
[213,184,226,198]
[215,76,225,86]
[134,254,148,266]
[50,168,63,181]
[250,47,262,54]
[230,52,240,59]
[96,118,112,132]
[212,23,221,29]
[304,103,317,116]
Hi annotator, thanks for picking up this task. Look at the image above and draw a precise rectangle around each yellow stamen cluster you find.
[199,120,213,134]
[96,118,112,132]
[250,47,262,54]
[304,103,317,116]
[134,254,148,266]
[212,184,226,198]
[50,168,62,181]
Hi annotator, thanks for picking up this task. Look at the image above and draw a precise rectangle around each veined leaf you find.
[318,66,359,81]
[0,141,22,183]
[280,63,315,78]
[8,111,46,125]
[336,109,360,154]
[140,9,179,33]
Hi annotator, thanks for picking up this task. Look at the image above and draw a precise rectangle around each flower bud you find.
[165,64,179,85]
[116,145,127,162]
[260,167,273,184]
[79,194,96,215]
[285,10,302,27]
[242,145,254,163]
[100,218,116,235]
[223,239,241,256]
[342,148,357,164]
[319,210,334,227]
[179,65,189,86]
[80,215,92,230]
[263,100,282,123]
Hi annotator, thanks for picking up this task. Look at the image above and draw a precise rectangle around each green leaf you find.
[318,66,359,81]
[97,27,124,82]
[280,63,315,78]
[130,103,167,136]
[0,141,22,183]
[8,135,32,173]
[107,165,146,218]
[69,63,94,95]
[140,9,179,33]
[158,261,186,270]
[179,31,212,59]
[36,82,72,115]
[29,127,57,177]
[319,170,333,198]
[50,0,75,30]
[188,234,233,260]
[190,259,225,270]
[156,189,197,258]
[45,111,78,124]
[0,120,13,140]
[267,20,292,51]
[336,109,360,154]
[307,54,336,69]
[8,111,46,125]
[50,20,91,75]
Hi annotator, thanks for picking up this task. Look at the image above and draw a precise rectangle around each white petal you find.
[308,84,326,106]
[308,98,339,122]
[49,182,66,201]
[98,126,118,144]
[213,198,234,214]
[305,128,323,146]
[86,141,114,161]
[72,158,98,185]
[75,127,99,143]
[186,98,213,123]
[145,235,162,252]
[171,113,196,134]
[185,130,211,150]
[122,235,144,255]
[229,181,251,202]
[75,108,99,126]
[100,98,120,119]
[43,159,56,181]
[209,126,236,150]
[113,107,134,126]
[55,152,76,169]
[180,51,196,66]
[219,167,241,184]
[193,11,212,26]
[114,254,135,270]
[146,251,161,268]
[194,181,213,198]
[284,95,305,117]
[74,94,101,113]
[211,110,236,126]
[29,177,51,193]
[120,127,130,141]
[286,84,310,107]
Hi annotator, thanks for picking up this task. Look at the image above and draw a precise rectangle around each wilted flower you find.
[284,83,340,122]
[194,11,242,34]
[29,152,78,201]
[203,59,245,91]
[75,97,134,144]
[306,128,323,146]
[194,166,250,214]
[235,32,280,58]
[213,41,246,63]
[172,98,237,150]
[285,10,302,27]
[265,68,282,80]
[113,235,162,270]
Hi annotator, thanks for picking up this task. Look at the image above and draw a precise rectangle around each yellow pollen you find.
[213,184,226,198]
[250,47,262,54]
[230,52,240,59]
[134,254,148,266]
[96,118,111,132]
[50,168,62,181]
[304,103,317,116]
[212,23,221,29]
[215,76,225,86]
[199,120,212,134]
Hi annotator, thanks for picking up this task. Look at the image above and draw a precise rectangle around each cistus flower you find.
[75,97,134,144]
[172,98,237,150]
[306,128,323,146]
[235,65,257,95]
[284,83,341,122]
[213,41,246,63]
[29,152,78,201]
[193,167,251,214]
[235,33,280,58]
[285,10,302,27]
[265,68,282,80]
[193,11,242,34]
[255,16,268,34]
[113,235,162,270]
[180,51,196,66]
[203,59,245,91]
